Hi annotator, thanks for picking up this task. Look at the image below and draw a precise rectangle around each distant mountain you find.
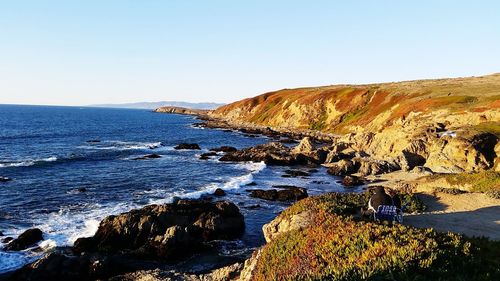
[88,101,225,110]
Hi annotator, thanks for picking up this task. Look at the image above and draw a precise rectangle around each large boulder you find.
[291,137,328,163]
[354,158,400,176]
[4,228,43,251]
[219,142,298,165]
[326,159,360,176]
[73,200,244,260]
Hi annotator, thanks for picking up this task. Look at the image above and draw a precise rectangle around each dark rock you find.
[0,176,12,182]
[174,143,201,150]
[246,182,257,186]
[219,142,301,165]
[311,180,330,184]
[4,228,43,251]
[8,252,139,281]
[86,140,101,143]
[2,236,13,243]
[132,154,162,160]
[342,175,364,187]
[0,231,3,236]
[279,138,299,144]
[200,152,217,160]
[308,169,319,173]
[213,188,226,196]
[210,146,237,153]
[73,200,244,260]
[283,169,310,177]
[77,187,87,193]
[250,188,307,202]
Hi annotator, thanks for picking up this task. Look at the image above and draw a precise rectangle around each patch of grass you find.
[472,122,500,138]
[428,171,500,193]
[433,187,467,195]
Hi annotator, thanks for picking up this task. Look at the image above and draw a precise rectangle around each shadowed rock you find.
[4,228,43,251]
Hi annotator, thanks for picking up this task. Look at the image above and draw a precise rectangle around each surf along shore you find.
[2,74,500,280]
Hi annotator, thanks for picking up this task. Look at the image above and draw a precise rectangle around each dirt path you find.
[404,192,500,240]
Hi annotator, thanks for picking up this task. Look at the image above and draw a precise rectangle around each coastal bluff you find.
[153,106,211,116]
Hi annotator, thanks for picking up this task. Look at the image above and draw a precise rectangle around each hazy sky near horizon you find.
[0,1,499,106]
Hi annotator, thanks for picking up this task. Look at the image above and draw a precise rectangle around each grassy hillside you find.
[212,74,500,134]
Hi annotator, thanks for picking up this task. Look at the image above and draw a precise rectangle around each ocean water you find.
[0,105,349,273]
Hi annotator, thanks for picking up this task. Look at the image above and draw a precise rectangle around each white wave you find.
[0,156,57,168]
[150,161,266,205]
[80,141,164,151]
[0,161,267,273]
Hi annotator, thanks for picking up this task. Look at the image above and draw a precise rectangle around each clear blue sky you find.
[1,0,499,106]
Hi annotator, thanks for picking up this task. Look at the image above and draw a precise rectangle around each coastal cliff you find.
[209,74,500,174]
[154,106,211,116]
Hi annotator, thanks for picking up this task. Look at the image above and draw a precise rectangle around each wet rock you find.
[0,231,3,236]
[342,175,363,187]
[200,152,217,160]
[174,143,201,150]
[77,187,87,193]
[213,188,226,196]
[0,176,12,182]
[132,154,161,160]
[219,142,298,165]
[249,188,307,202]
[2,237,13,243]
[4,228,43,251]
[73,200,244,260]
[210,146,237,153]
[86,140,101,143]
[282,170,310,177]
[246,182,257,186]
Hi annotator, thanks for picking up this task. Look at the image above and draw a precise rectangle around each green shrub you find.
[252,213,500,281]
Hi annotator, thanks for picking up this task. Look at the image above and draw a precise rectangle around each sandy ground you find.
[404,192,500,240]
[365,171,500,240]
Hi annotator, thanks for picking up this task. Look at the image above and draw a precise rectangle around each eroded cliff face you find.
[154,106,211,116]
[210,74,500,173]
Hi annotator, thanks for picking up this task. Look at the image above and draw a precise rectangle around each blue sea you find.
[0,105,348,273]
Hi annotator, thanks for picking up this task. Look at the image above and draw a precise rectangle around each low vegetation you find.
[281,191,425,218]
[428,171,500,195]
[252,192,500,281]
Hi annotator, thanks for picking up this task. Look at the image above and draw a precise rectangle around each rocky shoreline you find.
[1,109,498,280]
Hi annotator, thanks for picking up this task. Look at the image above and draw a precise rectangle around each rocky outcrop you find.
[4,228,43,251]
[210,146,237,153]
[132,154,162,160]
[262,210,313,243]
[219,142,297,165]
[73,200,244,260]
[249,187,307,202]
[154,106,210,116]
[174,143,201,150]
